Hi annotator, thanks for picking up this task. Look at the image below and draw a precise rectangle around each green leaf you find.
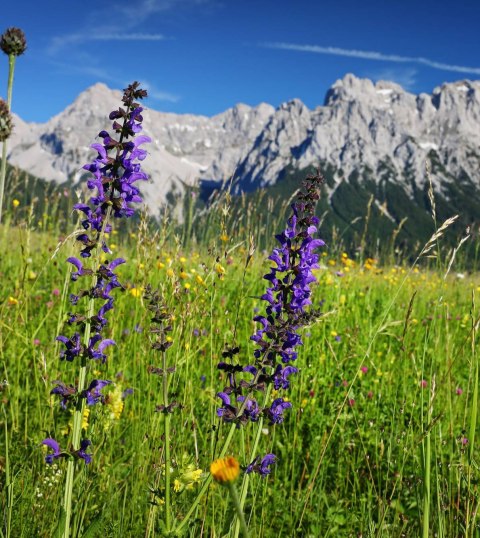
[81,515,104,538]
[54,507,67,538]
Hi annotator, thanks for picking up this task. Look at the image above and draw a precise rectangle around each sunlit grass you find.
[1,215,479,536]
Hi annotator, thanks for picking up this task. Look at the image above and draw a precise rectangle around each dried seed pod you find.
[0,27,27,56]
[0,98,13,142]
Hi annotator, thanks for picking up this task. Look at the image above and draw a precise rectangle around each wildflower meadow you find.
[1,27,479,538]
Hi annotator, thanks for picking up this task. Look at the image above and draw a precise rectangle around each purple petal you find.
[66,257,83,272]
[42,438,60,455]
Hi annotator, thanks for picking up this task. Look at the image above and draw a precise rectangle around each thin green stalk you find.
[3,405,13,538]
[233,385,273,538]
[468,296,478,465]
[162,349,172,533]
[422,428,431,538]
[175,378,272,536]
[174,423,237,536]
[422,378,435,538]
[0,54,16,224]
[62,207,112,538]
[467,292,478,536]
[226,482,249,538]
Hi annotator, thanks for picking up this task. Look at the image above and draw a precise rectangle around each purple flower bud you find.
[83,379,111,405]
[266,398,292,424]
[41,438,66,464]
[74,439,93,464]
[246,453,277,477]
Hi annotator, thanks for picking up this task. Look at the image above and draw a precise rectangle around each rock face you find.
[6,75,480,221]
[7,83,275,215]
[233,74,480,200]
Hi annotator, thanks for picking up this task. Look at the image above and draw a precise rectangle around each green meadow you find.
[1,197,479,537]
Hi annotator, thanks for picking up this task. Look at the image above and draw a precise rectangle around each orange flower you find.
[210,456,240,483]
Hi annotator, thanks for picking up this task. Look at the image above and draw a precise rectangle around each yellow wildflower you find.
[182,467,203,489]
[12,199,20,208]
[82,407,90,430]
[106,386,124,420]
[210,457,240,483]
[8,296,18,305]
[215,263,226,277]
[130,288,142,298]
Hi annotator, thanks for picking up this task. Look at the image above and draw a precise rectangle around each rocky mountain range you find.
[5,74,480,244]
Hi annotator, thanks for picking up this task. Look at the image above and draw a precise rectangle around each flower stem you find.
[175,347,274,535]
[226,481,249,538]
[62,206,112,538]
[162,349,172,533]
[0,54,16,224]
[174,380,272,536]
[233,385,272,538]
[3,404,13,538]
[173,423,237,536]
[62,369,87,538]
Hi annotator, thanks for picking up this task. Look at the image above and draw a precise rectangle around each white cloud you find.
[92,33,165,41]
[49,57,122,84]
[48,0,215,55]
[140,80,180,103]
[48,32,165,55]
[117,0,214,21]
[366,68,418,90]
[263,42,480,76]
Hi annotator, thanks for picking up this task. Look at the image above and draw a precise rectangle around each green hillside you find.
[198,157,478,264]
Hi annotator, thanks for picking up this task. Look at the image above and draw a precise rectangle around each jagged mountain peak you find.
[6,75,480,224]
[430,79,480,111]
[53,83,120,122]
[324,73,409,107]
[6,82,276,212]
[279,97,308,110]
[433,79,479,94]
[232,73,480,198]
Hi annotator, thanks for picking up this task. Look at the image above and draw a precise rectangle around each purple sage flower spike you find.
[216,171,325,425]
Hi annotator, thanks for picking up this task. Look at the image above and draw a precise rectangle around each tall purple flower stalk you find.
[216,170,325,475]
[43,82,150,466]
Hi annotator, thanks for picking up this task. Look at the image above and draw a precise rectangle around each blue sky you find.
[2,0,480,122]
